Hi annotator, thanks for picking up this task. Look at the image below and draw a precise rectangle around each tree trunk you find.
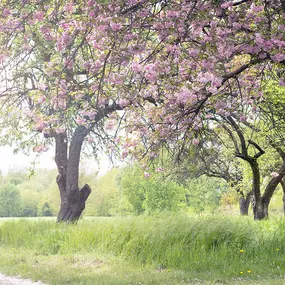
[283,194,285,216]
[280,179,285,216]
[253,198,269,220]
[259,162,285,219]
[239,191,252,215]
[57,184,91,222]
[249,159,266,220]
[55,129,91,223]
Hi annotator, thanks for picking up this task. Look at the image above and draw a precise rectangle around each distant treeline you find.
[0,165,230,218]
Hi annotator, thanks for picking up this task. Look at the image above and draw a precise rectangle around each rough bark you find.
[283,193,285,216]
[280,179,285,216]
[253,198,269,220]
[57,184,91,222]
[251,161,285,220]
[239,191,252,215]
[249,159,266,220]
[55,128,91,223]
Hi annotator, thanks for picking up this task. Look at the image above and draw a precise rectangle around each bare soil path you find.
[0,273,46,285]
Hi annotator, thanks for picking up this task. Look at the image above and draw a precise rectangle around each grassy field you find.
[0,214,285,284]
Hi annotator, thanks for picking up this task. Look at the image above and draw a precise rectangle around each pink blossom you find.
[0,53,8,63]
[37,96,46,104]
[105,121,115,130]
[271,172,279,178]
[211,76,223,88]
[279,79,285,87]
[2,9,11,17]
[145,71,158,82]
[61,32,72,45]
[56,41,63,51]
[124,33,136,41]
[87,137,94,143]
[217,108,226,116]
[131,62,142,72]
[76,117,86,125]
[83,61,90,70]
[156,167,164,173]
[34,145,49,153]
[58,100,67,110]
[38,83,47,91]
[254,33,265,47]
[239,115,247,123]
[250,4,263,13]
[122,151,128,159]
[177,88,195,104]
[89,10,95,17]
[34,11,44,22]
[118,98,130,107]
[34,121,48,131]
[272,39,285,48]
[144,172,151,178]
[192,138,200,145]
[206,86,218,95]
[197,72,214,84]
[97,25,108,33]
[64,3,74,13]
[55,127,65,134]
[64,59,74,69]
[110,22,122,31]
[202,60,214,71]
[87,0,95,5]
[271,53,285,63]
[221,2,233,9]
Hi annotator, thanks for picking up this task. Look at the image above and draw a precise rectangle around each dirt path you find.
[0,273,46,285]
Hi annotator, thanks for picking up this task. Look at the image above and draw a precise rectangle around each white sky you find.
[0,146,115,176]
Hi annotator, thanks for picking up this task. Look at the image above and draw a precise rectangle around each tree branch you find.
[226,116,248,159]
[248,140,265,159]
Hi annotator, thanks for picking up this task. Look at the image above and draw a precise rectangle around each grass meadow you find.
[0,214,285,284]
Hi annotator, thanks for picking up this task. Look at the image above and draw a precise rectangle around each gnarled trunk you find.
[57,183,91,222]
[55,129,91,223]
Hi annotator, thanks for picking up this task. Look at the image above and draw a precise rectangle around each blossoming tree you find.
[0,0,285,221]
[118,0,285,219]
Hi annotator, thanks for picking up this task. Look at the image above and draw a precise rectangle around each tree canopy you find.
[0,0,285,221]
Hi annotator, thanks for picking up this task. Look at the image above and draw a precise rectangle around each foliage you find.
[0,184,22,217]
[119,166,185,214]
[39,201,54,217]
[185,175,228,213]
[83,168,127,216]
[0,0,284,221]
[21,199,38,217]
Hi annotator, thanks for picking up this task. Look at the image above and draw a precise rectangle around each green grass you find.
[0,214,285,284]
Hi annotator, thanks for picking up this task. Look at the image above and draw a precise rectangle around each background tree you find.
[0,184,22,217]
[119,165,185,214]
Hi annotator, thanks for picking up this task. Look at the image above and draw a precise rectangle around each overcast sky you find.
[0,146,116,176]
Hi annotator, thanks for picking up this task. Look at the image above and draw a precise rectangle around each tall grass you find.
[0,214,284,279]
